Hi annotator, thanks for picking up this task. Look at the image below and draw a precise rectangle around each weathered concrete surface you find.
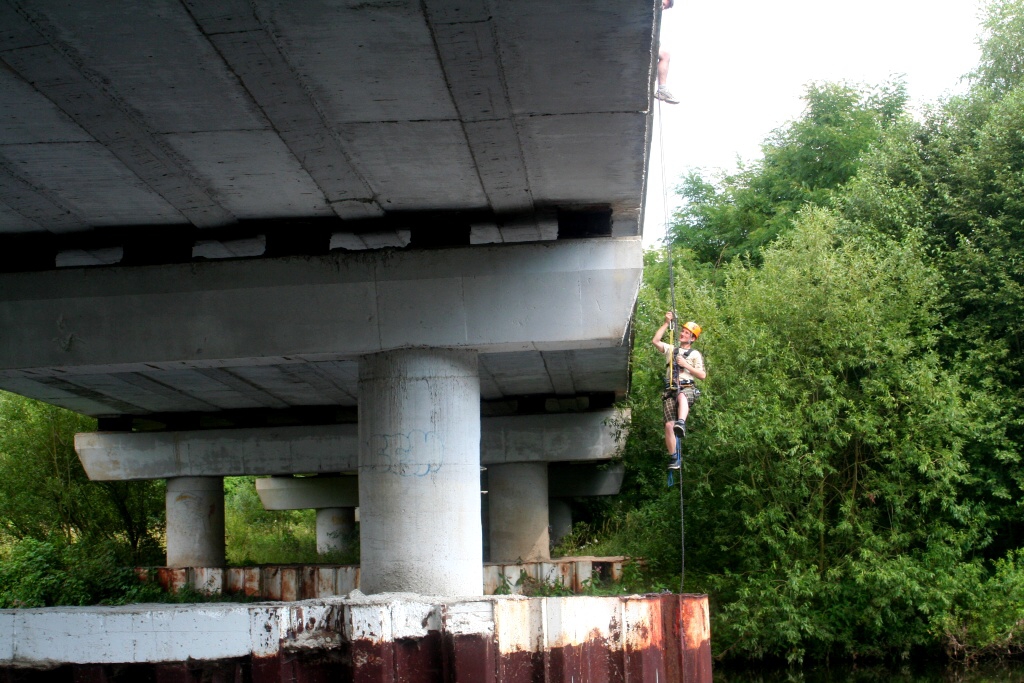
[256,475,359,510]
[316,507,356,556]
[482,410,628,465]
[0,0,656,237]
[0,594,712,683]
[165,476,225,568]
[0,239,642,417]
[488,463,550,563]
[358,349,482,596]
[75,409,625,480]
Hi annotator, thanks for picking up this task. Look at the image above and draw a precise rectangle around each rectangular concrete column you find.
[165,476,225,568]
[358,348,482,595]
[488,462,550,562]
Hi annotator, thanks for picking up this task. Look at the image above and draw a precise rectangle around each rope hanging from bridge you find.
[655,95,687,593]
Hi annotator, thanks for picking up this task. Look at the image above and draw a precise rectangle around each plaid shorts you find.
[662,386,696,422]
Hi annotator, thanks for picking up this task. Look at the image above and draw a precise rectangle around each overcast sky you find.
[643,0,987,247]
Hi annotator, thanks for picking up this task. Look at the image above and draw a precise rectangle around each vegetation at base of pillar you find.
[224,476,358,566]
[557,0,1024,664]
[0,391,166,607]
[224,476,314,565]
[0,395,358,606]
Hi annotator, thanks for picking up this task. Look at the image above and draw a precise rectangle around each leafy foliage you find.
[671,81,907,269]
[585,0,1024,664]
[0,537,166,607]
[839,6,1024,560]
[974,0,1024,96]
[224,477,357,565]
[688,213,986,661]
[939,550,1024,663]
[0,392,164,563]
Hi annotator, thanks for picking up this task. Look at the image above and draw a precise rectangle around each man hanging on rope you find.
[654,0,679,104]
[653,311,705,468]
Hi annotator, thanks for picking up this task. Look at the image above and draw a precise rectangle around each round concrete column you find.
[549,498,573,546]
[316,507,356,555]
[165,477,225,568]
[488,462,550,562]
[358,348,482,595]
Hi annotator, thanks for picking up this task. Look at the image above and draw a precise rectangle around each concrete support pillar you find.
[165,477,225,568]
[358,348,482,595]
[316,507,356,555]
[549,498,573,546]
[488,462,550,562]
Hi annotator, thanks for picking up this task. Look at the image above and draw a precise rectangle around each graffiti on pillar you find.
[365,430,443,476]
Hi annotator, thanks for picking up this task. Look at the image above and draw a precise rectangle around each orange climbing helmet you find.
[682,321,702,339]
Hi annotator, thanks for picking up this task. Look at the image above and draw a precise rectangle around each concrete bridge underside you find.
[0,0,660,598]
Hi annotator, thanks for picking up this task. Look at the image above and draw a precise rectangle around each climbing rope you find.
[655,94,687,593]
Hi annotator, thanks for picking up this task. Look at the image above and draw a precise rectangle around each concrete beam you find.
[254,463,625,514]
[75,409,626,481]
[0,239,641,374]
[549,462,625,497]
[256,476,358,510]
[482,411,626,465]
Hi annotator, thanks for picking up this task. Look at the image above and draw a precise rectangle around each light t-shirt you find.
[662,344,704,385]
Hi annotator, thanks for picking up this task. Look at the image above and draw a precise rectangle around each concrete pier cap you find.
[75,409,628,570]
[357,348,483,596]
[74,409,629,480]
[255,475,359,510]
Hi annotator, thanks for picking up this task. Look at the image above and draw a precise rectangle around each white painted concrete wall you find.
[0,594,712,668]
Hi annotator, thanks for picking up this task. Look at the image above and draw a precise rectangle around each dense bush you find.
[224,476,358,566]
[0,537,165,608]
[572,0,1024,663]
[0,391,165,563]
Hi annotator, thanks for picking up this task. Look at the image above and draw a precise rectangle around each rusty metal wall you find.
[0,594,711,683]
[141,557,628,599]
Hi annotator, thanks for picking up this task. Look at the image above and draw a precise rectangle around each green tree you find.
[0,392,164,563]
[589,0,1024,662]
[672,81,908,269]
[684,211,986,660]
[839,0,1024,559]
[974,0,1024,96]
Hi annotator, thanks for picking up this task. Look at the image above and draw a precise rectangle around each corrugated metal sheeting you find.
[141,557,629,600]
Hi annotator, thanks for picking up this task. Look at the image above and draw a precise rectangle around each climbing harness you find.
[656,94,687,593]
